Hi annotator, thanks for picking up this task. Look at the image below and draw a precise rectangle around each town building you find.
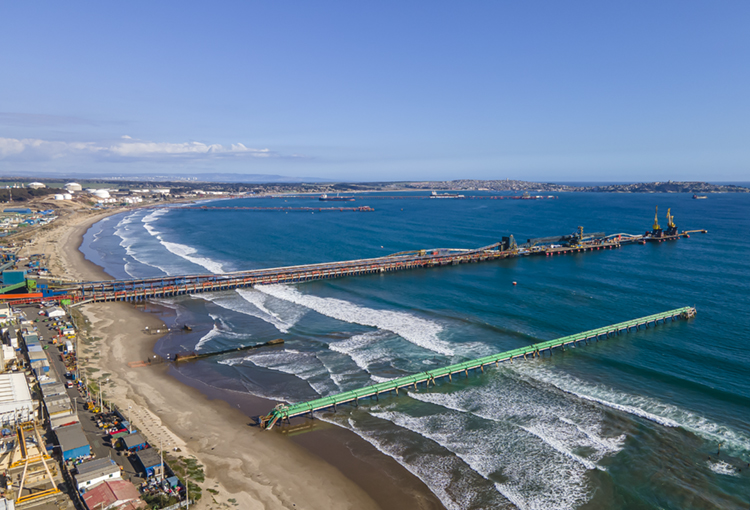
[0,373,35,425]
[135,448,163,479]
[75,457,122,491]
[81,480,144,510]
[55,422,90,460]
[120,432,147,452]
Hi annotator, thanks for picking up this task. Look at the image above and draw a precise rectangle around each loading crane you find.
[652,206,662,235]
[665,208,678,236]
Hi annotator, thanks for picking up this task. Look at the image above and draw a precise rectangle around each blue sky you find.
[1,1,748,182]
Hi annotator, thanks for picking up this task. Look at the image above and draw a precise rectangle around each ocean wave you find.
[332,416,472,510]
[114,211,165,277]
[328,330,394,374]
[141,208,168,236]
[138,208,226,274]
[707,460,739,477]
[194,289,304,334]
[258,284,453,355]
[514,363,750,456]
[194,319,253,351]
[409,376,624,470]
[371,405,593,510]
[160,240,225,274]
[221,349,339,396]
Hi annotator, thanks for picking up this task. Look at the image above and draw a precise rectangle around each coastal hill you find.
[1,177,747,196]
[576,181,749,193]
[398,180,749,193]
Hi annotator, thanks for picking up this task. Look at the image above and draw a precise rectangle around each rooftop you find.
[121,432,146,449]
[82,480,141,510]
[75,457,120,484]
[136,447,162,468]
[0,373,31,404]
[56,423,89,451]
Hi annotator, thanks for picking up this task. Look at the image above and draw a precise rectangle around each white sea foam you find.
[160,240,225,273]
[707,460,739,477]
[114,212,154,277]
[194,318,253,351]
[328,330,394,374]
[139,208,226,274]
[141,208,168,236]
[328,417,469,510]
[195,289,305,333]
[371,405,593,510]
[410,377,624,467]
[258,284,453,355]
[221,349,339,396]
[519,424,600,471]
[514,363,750,455]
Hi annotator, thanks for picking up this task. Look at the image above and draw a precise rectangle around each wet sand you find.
[49,209,444,509]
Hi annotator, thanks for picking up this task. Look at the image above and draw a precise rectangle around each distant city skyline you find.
[1,1,748,182]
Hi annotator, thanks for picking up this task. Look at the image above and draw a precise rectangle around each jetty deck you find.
[61,230,693,305]
[259,306,697,429]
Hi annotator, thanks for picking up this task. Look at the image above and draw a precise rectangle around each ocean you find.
[82,191,750,509]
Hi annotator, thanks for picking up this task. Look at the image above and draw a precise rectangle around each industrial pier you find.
[44,208,705,306]
[259,306,697,429]
[3,207,704,308]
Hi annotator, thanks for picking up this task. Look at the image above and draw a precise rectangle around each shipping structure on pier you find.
[21,208,707,307]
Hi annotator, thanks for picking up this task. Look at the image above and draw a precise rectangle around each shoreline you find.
[44,208,443,509]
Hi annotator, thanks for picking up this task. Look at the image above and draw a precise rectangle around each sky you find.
[1,1,748,182]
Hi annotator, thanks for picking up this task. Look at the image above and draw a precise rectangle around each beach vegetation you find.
[141,492,179,509]
[161,453,204,502]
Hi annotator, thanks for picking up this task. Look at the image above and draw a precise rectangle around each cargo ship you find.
[430,191,465,199]
[692,194,708,199]
[319,194,355,202]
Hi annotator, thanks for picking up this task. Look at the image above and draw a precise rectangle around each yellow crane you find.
[667,208,675,229]
[653,206,661,231]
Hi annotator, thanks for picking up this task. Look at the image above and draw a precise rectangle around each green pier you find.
[260,306,697,429]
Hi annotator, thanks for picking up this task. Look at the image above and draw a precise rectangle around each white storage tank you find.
[54,194,64,200]
[63,194,72,200]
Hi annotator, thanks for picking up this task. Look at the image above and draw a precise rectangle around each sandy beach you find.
[30,206,443,510]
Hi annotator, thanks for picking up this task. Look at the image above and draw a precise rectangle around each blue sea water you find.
[82,192,750,509]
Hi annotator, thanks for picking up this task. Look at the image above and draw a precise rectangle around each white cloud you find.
[0,136,272,160]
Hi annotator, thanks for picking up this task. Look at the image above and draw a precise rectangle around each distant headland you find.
[0,176,747,202]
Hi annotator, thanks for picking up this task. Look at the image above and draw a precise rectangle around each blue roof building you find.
[136,448,164,479]
[56,423,90,460]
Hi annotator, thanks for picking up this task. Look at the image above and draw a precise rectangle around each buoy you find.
[512,281,517,286]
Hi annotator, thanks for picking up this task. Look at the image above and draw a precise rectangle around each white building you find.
[74,458,122,491]
[46,307,65,319]
[64,182,82,192]
[0,373,35,425]
[88,189,111,199]
[27,182,45,189]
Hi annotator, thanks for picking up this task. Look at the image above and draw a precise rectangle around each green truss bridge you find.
[259,306,697,430]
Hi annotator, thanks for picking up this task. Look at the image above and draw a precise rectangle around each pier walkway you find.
[27,222,702,307]
[67,238,631,304]
[259,306,697,429]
